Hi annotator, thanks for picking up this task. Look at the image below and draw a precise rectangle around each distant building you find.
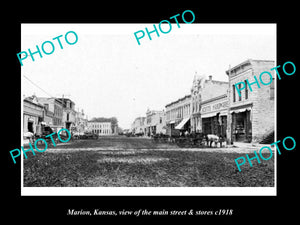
[75,109,88,133]
[131,117,146,135]
[87,121,112,135]
[145,109,166,136]
[57,98,76,130]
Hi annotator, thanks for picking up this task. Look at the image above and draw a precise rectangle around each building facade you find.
[164,74,228,136]
[190,74,228,133]
[75,109,88,134]
[131,117,146,135]
[226,59,275,143]
[200,94,228,138]
[130,59,275,144]
[87,121,112,135]
[165,95,191,135]
[37,97,63,126]
[57,98,76,131]
[23,95,44,134]
[145,109,166,136]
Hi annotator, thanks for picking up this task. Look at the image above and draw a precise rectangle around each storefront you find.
[200,96,228,138]
[202,111,227,138]
[23,97,44,134]
[230,106,252,142]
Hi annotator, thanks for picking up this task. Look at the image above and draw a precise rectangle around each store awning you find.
[219,110,228,116]
[201,112,217,118]
[230,107,252,114]
[175,118,190,130]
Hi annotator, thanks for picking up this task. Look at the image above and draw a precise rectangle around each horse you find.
[206,134,220,147]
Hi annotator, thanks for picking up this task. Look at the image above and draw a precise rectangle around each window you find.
[270,78,275,100]
[232,85,236,102]
[245,80,248,99]
[238,83,242,101]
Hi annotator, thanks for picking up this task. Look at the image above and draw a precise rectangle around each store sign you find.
[201,101,228,113]
[212,101,228,110]
[201,105,211,113]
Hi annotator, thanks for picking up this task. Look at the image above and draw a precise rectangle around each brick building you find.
[226,59,275,143]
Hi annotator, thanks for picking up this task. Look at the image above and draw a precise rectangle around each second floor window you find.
[245,80,248,100]
[238,83,242,101]
[232,85,236,102]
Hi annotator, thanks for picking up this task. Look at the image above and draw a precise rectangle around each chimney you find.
[209,75,212,81]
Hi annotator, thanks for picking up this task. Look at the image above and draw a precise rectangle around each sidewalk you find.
[232,142,272,151]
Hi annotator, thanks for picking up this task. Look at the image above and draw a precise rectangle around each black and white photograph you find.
[6,4,298,224]
[20,23,276,195]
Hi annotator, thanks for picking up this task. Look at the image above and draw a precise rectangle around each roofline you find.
[165,94,191,108]
[36,97,64,105]
[23,98,44,108]
[226,59,275,75]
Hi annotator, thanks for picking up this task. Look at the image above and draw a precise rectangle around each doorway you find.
[232,110,252,142]
[28,121,33,133]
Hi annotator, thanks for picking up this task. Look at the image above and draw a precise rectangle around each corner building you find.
[226,59,275,143]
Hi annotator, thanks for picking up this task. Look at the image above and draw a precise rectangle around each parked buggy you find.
[175,132,206,147]
[151,133,169,143]
[81,131,99,140]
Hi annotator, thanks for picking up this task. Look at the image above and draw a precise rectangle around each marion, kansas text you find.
[67,209,117,216]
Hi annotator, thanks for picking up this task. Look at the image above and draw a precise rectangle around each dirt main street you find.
[23,136,275,187]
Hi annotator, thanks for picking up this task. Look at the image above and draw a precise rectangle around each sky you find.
[21,24,276,129]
